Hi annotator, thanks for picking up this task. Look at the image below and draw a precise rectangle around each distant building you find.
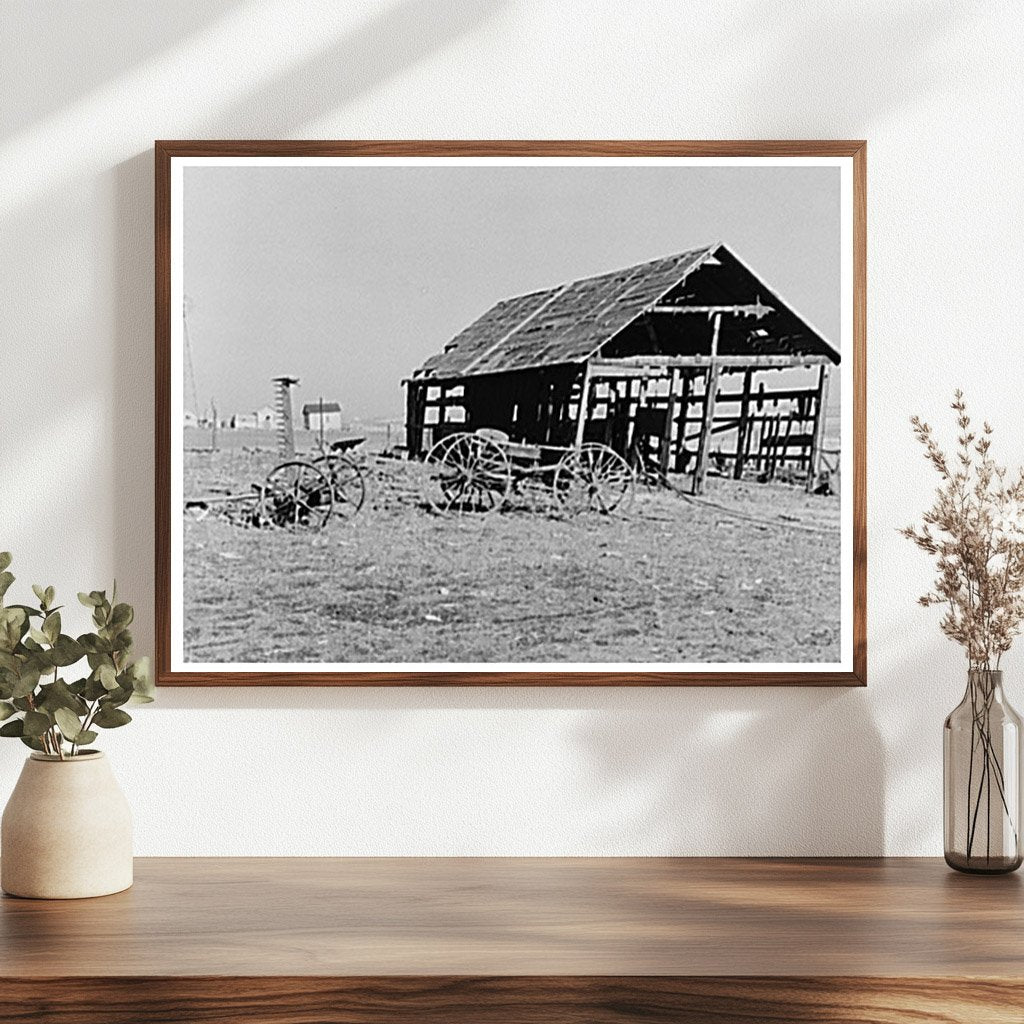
[183,410,199,428]
[302,402,343,431]
[229,406,277,430]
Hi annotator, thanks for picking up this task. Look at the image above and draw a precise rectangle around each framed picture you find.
[156,141,865,686]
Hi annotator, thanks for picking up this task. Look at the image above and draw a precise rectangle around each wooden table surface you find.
[2,857,1023,1023]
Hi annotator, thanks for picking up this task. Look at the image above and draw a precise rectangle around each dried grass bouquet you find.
[902,391,1024,670]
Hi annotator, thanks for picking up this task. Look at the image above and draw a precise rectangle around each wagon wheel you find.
[260,461,334,530]
[554,443,635,515]
[312,453,366,518]
[422,432,512,515]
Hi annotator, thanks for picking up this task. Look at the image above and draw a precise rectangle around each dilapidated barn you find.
[405,243,840,494]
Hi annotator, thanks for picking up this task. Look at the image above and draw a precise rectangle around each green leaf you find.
[110,603,133,630]
[31,584,49,609]
[74,730,97,747]
[0,572,15,601]
[0,553,11,573]
[49,635,85,668]
[19,735,45,752]
[42,611,60,644]
[53,707,84,741]
[11,665,41,699]
[8,604,42,619]
[98,663,118,690]
[0,607,27,651]
[93,705,131,729]
[104,684,132,708]
[22,711,51,738]
[83,675,108,701]
[78,592,99,608]
[36,679,88,716]
[44,586,55,608]
[0,701,16,721]
[78,634,111,655]
[127,657,154,698]
[0,719,24,737]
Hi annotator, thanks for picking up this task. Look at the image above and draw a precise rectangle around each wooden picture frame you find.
[156,140,866,686]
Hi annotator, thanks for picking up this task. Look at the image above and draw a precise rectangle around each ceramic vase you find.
[1,751,133,898]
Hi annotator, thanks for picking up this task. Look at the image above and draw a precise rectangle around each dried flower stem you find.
[904,391,1024,864]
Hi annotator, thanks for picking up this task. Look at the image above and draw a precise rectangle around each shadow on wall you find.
[572,687,884,855]
[146,681,886,855]
[1,2,242,138]
[723,0,976,134]
[104,0,510,658]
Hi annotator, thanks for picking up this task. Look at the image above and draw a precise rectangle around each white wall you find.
[2,0,1022,855]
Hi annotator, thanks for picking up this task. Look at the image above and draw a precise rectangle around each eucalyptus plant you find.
[0,552,153,759]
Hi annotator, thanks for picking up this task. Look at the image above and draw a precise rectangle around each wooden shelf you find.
[2,857,1021,1022]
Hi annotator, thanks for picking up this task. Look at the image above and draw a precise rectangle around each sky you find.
[183,162,841,422]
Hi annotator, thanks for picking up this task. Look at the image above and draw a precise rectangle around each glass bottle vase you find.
[944,669,1023,873]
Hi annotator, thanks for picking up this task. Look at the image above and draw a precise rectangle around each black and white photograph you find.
[160,147,860,683]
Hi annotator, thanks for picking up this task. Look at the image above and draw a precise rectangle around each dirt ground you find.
[181,437,841,666]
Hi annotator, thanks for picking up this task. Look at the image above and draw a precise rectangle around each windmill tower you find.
[273,376,300,457]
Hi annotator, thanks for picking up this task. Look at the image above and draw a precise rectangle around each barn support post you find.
[805,364,833,492]
[674,372,692,472]
[436,383,449,427]
[406,380,432,458]
[691,313,722,495]
[573,363,593,449]
[733,368,754,479]
[404,381,419,457]
[660,367,680,475]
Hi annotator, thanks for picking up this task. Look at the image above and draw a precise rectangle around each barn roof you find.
[302,402,341,414]
[413,243,839,380]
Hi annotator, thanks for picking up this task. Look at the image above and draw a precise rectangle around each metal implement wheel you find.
[260,461,334,530]
[554,443,635,515]
[422,431,512,515]
[312,453,366,518]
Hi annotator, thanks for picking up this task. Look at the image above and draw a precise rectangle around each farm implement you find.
[184,377,366,531]
[421,429,634,517]
[184,440,366,531]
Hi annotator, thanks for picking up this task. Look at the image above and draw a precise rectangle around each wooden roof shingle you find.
[414,244,837,380]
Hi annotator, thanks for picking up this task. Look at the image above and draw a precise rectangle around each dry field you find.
[181,435,841,666]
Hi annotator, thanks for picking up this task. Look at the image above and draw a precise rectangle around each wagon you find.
[185,440,366,531]
[421,429,634,516]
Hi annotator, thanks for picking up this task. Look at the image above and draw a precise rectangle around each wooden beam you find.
[806,364,833,493]
[404,382,418,457]
[691,314,722,495]
[734,369,754,480]
[674,372,692,473]
[589,354,833,375]
[660,368,680,475]
[651,300,774,318]
[573,364,593,448]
